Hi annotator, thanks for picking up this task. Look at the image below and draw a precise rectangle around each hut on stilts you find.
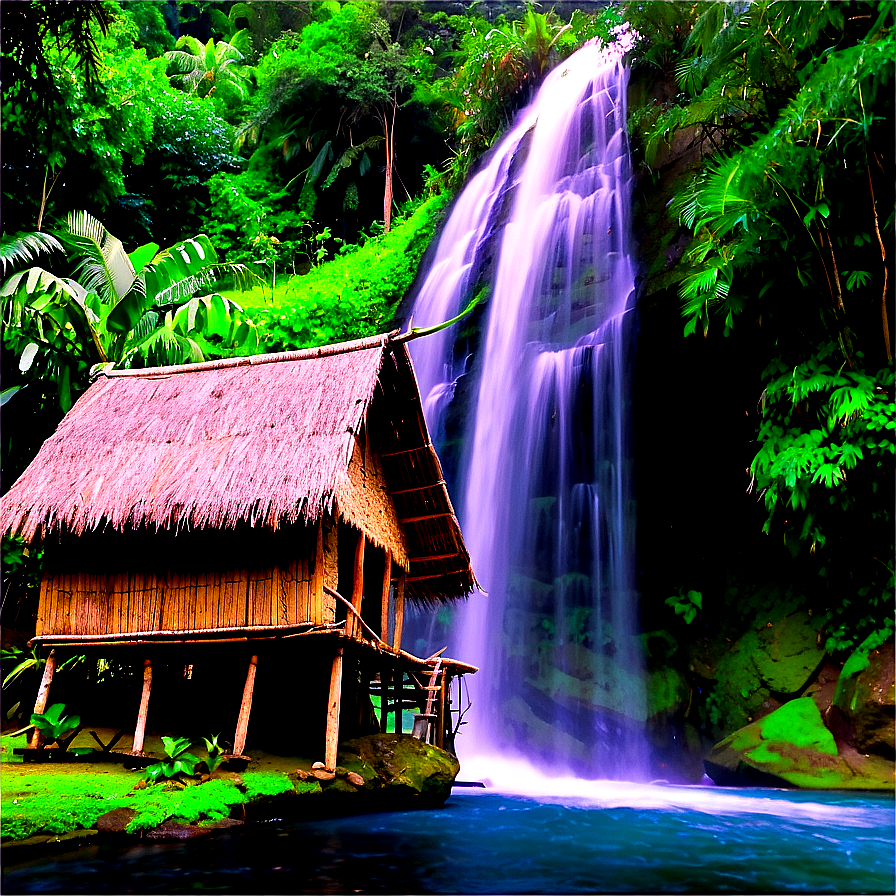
[0,333,479,768]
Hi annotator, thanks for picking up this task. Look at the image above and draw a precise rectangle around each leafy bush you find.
[251,191,449,351]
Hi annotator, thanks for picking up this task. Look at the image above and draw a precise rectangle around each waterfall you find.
[408,37,647,781]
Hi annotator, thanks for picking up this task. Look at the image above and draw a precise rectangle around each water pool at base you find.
[4,783,893,895]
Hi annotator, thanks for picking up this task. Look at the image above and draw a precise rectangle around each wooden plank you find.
[393,574,406,651]
[350,534,365,640]
[380,549,391,641]
[387,480,446,496]
[408,552,461,563]
[324,647,343,771]
[232,654,258,756]
[398,512,454,524]
[379,443,431,457]
[132,659,153,754]
[28,649,57,749]
[437,671,447,749]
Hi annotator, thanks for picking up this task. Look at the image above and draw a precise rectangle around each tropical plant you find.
[202,734,226,774]
[1,212,259,410]
[165,30,253,106]
[665,589,703,626]
[2,645,82,690]
[30,703,81,751]
[143,736,201,783]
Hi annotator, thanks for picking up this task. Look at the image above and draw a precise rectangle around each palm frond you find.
[0,232,64,276]
[63,211,136,304]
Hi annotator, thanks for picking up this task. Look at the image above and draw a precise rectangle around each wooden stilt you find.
[392,574,406,650]
[437,670,447,749]
[393,670,402,735]
[379,669,389,733]
[132,658,152,755]
[28,649,57,749]
[325,647,344,770]
[233,654,258,756]
[350,534,365,640]
[380,548,391,641]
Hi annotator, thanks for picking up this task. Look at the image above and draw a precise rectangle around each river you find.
[4,781,893,894]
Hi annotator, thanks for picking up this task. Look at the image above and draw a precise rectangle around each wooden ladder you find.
[411,658,443,744]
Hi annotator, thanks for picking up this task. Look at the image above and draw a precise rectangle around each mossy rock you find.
[647,666,690,719]
[705,697,894,790]
[333,734,459,808]
[831,639,895,758]
[753,610,825,694]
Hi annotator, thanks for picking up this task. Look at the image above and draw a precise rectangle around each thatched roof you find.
[0,334,477,603]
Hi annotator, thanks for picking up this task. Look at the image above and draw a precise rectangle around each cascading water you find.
[408,34,646,781]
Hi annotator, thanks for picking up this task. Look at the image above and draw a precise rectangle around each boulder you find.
[753,610,826,694]
[95,807,137,833]
[705,697,894,790]
[333,734,460,808]
[828,639,894,758]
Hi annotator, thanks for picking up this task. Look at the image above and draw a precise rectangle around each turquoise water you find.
[3,784,893,894]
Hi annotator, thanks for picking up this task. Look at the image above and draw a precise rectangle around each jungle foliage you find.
[627,0,894,654]
[1,1,893,746]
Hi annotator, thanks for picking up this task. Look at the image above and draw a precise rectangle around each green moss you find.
[647,666,689,718]
[756,697,838,755]
[241,771,294,800]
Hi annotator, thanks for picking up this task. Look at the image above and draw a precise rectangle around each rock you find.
[95,807,137,833]
[334,733,460,808]
[311,761,326,769]
[753,610,826,694]
[829,639,895,758]
[705,697,894,790]
[145,818,243,840]
[310,767,335,781]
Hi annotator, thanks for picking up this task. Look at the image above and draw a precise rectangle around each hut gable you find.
[1,334,476,603]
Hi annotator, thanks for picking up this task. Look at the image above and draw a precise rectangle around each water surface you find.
[4,783,893,894]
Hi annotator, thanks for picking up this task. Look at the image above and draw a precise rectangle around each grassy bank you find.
[0,732,315,842]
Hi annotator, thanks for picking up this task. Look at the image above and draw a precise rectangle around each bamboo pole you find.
[437,670,447,750]
[132,659,152,755]
[379,669,390,733]
[350,534,365,640]
[232,654,258,756]
[392,574,406,651]
[28,649,57,749]
[325,647,344,770]
[380,548,391,641]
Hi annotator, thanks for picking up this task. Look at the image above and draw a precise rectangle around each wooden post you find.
[380,548,392,641]
[350,533,365,640]
[233,654,258,756]
[325,647,344,770]
[132,658,152,755]
[393,670,402,735]
[28,649,57,749]
[379,669,390,733]
[392,574,406,650]
[437,670,448,749]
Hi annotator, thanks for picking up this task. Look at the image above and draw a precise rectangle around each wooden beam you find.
[325,647,344,770]
[232,654,258,756]
[132,659,152,755]
[408,552,460,563]
[392,574,406,651]
[407,569,468,582]
[28,649,57,749]
[380,548,391,640]
[350,533,365,640]
[379,444,432,458]
[398,512,453,524]
[387,480,446,496]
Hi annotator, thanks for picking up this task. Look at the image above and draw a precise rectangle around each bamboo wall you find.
[36,524,334,638]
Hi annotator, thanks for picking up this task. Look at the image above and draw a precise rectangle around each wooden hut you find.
[0,333,479,767]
